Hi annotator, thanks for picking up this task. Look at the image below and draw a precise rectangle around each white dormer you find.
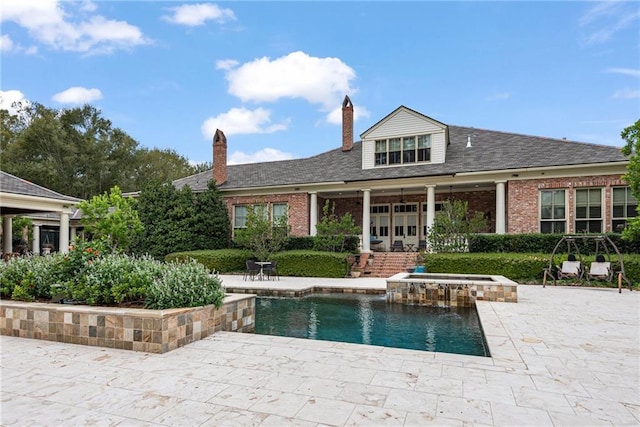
[360,106,448,170]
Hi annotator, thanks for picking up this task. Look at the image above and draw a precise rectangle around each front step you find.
[363,252,417,278]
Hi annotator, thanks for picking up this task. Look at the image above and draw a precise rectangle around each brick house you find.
[174,96,634,253]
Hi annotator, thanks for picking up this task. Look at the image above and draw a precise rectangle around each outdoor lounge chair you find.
[263,261,279,280]
[586,255,613,282]
[391,240,404,252]
[417,240,428,252]
[244,260,261,281]
[556,254,583,280]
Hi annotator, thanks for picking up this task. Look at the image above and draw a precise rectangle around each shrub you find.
[469,233,640,254]
[0,255,63,300]
[270,250,349,278]
[165,249,252,273]
[283,236,315,251]
[144,260,225,309]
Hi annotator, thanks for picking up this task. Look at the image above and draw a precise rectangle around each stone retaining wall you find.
[0,294,254,354]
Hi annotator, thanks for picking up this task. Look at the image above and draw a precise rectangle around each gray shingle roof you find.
[173,124,627,192]
[0,171,81,203]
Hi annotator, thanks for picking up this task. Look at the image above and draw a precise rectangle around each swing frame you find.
[542,235,632,293]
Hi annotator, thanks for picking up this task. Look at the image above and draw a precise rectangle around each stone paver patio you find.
[1,276,639,426]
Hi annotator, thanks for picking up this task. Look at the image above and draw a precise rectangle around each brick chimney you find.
[212,129,227,185]
[342,95,353,152]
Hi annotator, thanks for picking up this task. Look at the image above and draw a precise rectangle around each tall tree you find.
[1,102,210,198]
[131,180,231,258]
[621,119,640,241]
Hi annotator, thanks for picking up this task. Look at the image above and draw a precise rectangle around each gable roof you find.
[360,105,448,138]
[0,171,81,203]
[174,118,627,192]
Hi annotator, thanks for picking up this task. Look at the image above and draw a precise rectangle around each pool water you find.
[255,294,490,357]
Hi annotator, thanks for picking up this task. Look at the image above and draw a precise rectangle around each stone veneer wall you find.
[0,294,254,354]
[387,279,517,307]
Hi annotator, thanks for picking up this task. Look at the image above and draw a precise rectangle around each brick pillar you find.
[342,95,353,152]
[213,129,227,185]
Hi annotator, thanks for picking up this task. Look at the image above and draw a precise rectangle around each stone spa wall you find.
[386,273,518,307]
[0,294,255,354]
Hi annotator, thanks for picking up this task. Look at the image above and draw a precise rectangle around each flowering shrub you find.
[0,255,62,301]
[144,259,225,309]
[0,242,225,309]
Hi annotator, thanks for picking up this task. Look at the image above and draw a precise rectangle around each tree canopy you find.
[78,186,143,253]
[1,102,208,199]
[621,119,640,241]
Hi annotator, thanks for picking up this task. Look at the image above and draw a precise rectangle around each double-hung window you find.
[612,187,638,232]
[234,205,248,229]
[374,134,431,166]
[540,189,566,233]
[575,188,602,233]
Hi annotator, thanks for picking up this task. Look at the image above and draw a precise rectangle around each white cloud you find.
[611,89,640,99]
[162,3,236,26]
[0,35,14,52]
[228,148,295,165]
[0,90,29,114]
[216,59,239,70]
[52,87,103,104]
[1,0,150,54]
[201,107,289,139]
[486,92,511,101]
[579,1,640,45]
[222,51,357,111]
[605,67,640,78]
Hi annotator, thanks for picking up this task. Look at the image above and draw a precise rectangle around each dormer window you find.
[375,134,431,166]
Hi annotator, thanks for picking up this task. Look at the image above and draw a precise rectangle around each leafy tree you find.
[1,102,211,198]
[621,119,640,241]
[313,200,361,252]
[131,180,231,258]
[234,204,289,262]
[427,200,487,253]
[78,186,143,253]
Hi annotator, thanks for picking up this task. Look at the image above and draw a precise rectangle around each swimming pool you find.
[255,293,490,357]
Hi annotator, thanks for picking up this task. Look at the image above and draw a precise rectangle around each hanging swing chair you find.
[543,235,632,293]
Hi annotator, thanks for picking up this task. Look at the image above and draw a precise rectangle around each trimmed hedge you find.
[165,249,252,273]
[423,252,640,287]
[469,233,640,254]
[270,250,348,278]
[167,249,349,278]
[283,237,315,251]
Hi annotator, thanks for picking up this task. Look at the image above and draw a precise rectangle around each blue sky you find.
[1,1,639,166]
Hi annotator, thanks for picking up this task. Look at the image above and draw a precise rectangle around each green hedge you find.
[165,249,252,273]
[270,250,348,278]
[423,252,640,287]
[469,233,640,254]
[283,237,315,251]
[167,249,349,278]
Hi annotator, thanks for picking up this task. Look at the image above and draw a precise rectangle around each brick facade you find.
[221,174,626,241]
[508,174,627,233]
[224,193,310,237]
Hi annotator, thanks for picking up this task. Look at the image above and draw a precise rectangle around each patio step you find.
[363,252,416,278]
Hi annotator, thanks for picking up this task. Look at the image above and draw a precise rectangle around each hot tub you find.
[386,272,518,307]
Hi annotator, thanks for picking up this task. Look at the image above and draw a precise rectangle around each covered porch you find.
[307,179,507,254]
[0,171,81,256]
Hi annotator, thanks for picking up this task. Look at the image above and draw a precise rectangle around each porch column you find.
[309,192,318,236]
[70,226,77,243]
[495,180,506,234]
[2,216,12,254]
[426,185,436,233]
[32,224,40,255]
[59,212,70,254]
[362,189,371,253]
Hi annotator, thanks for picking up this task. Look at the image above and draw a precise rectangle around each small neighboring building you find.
[0,171,82,254]
[178,98,637,253]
